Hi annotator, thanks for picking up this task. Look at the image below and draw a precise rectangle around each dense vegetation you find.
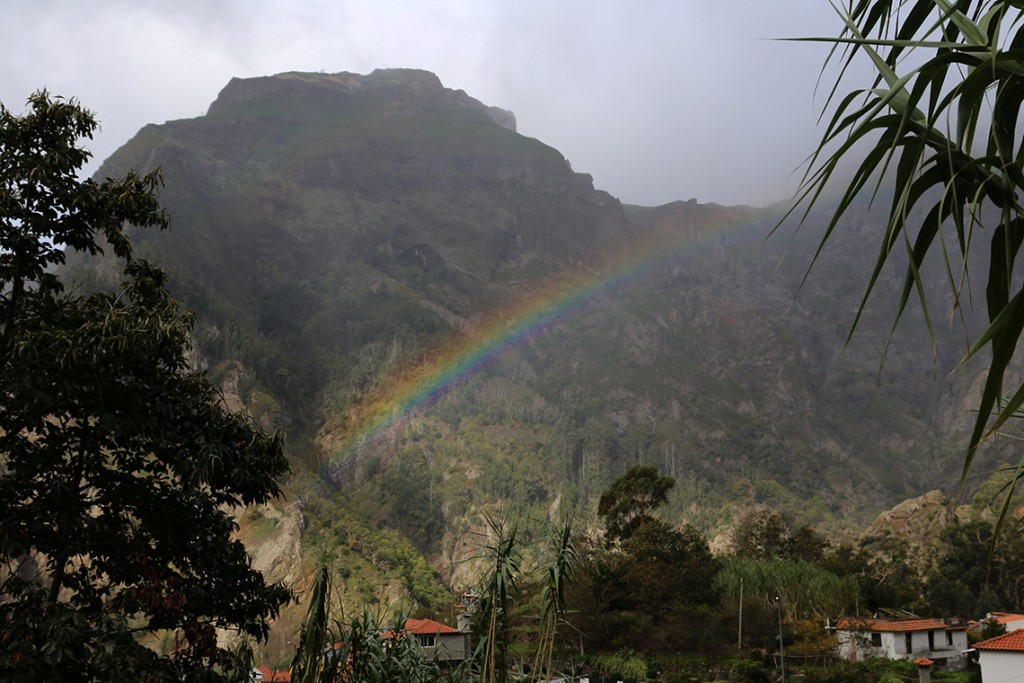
[288,465,1020,681]
[0,93,290,680]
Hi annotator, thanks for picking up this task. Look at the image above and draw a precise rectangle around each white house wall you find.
[978,651,1024,683]
[836,630,967,663]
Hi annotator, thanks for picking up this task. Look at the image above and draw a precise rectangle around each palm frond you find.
[785,0,1024,496]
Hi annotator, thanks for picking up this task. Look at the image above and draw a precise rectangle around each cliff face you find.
[101,68,627,313]
[69,71,1008,623]
[90,69,633,442]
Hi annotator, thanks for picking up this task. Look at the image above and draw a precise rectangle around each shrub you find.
[731,658,772,683]
[595,648,648,681]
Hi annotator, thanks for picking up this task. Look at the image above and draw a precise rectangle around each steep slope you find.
[68,69,1004,609]
[90,68,628,443]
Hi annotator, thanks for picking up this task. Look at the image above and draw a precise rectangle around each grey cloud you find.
[2,0,851,206]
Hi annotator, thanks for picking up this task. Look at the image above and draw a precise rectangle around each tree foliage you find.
[597,465,674,543]
[819,540,924,614]
[786,1,1024,495]
[620,519,721,616]
[923,519,1024,615]
[731,508,826,563]
[731,508,796,561]
[715,556,857,622]
[0,91,290,680]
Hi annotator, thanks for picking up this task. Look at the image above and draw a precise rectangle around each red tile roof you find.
[989,612,1024,626]
[975,629,1024,652]
[835,618,953,633]
[404,618,460,635]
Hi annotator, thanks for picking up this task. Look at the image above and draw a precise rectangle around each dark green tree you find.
[840,536,926,613]
[730,508,794,560]
[922,519,1024,615]
[597,465,674,543]
[620,519,720,618]
[0,91,290,681]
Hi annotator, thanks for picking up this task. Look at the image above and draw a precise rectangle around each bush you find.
[594,648,648,681]
[731,658,772,683]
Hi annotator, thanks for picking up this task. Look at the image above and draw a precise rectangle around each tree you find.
[923,518,1024,614]
[730,508,794,561]
[620,519,720,618]
[786,1,1024,496]
[0,91,290,680]
[597,465,674,543]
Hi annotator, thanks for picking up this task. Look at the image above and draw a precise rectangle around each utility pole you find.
[776,594,786,683]
[737,577,743,654]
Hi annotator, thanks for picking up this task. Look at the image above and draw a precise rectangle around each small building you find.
[974,628,1024,683]
[831,617,969,667]
[985,612,1024,633]
[404,617,469,663]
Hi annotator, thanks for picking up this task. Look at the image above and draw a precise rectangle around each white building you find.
[832,617,969,667]
[986,612,1024,632]
[974,629,1024,683]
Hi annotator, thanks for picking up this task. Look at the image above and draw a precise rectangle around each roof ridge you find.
[975,628,1024,651]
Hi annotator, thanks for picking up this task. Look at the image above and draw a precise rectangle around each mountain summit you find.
[210,68,518,132]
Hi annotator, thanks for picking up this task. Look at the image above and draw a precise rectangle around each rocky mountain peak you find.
[205,68,516,131]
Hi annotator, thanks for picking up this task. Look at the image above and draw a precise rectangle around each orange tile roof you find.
[989,612,1024,625]
[404,617,460,635]
[835,618,952,633]
[975,629,1024,652]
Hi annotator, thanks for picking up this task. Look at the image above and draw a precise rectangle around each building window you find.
[871,633,882,647]
[928,631,935,651]
[946,631,953,646]
[418,635,436,648]
[905,633,913,653]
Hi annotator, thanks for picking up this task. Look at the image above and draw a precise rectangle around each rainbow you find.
[329,201,777,469]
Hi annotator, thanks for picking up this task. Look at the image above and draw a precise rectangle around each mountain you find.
[69,69,1006,619]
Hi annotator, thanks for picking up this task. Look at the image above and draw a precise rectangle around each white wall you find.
[978,651,1024,683]
[836,629,967,663]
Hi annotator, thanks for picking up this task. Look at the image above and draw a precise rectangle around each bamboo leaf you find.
[935,0,989,46]
[784,1,1024,535]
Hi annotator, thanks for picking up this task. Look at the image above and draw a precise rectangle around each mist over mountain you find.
[68,68,1004,616]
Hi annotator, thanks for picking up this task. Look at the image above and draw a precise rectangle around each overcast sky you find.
[3,1,858,207]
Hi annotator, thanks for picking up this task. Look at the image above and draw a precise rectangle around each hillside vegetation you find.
[64,69,1013,635]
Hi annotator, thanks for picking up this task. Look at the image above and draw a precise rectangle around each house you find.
[967,612,1024,641]
[985,612,1024,632]
[974,628,1024,683]
[403,617,469,663]
[329,616,470,669]
[831,617,969,667]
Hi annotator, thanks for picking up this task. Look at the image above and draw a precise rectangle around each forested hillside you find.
[64,69,1011,626]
